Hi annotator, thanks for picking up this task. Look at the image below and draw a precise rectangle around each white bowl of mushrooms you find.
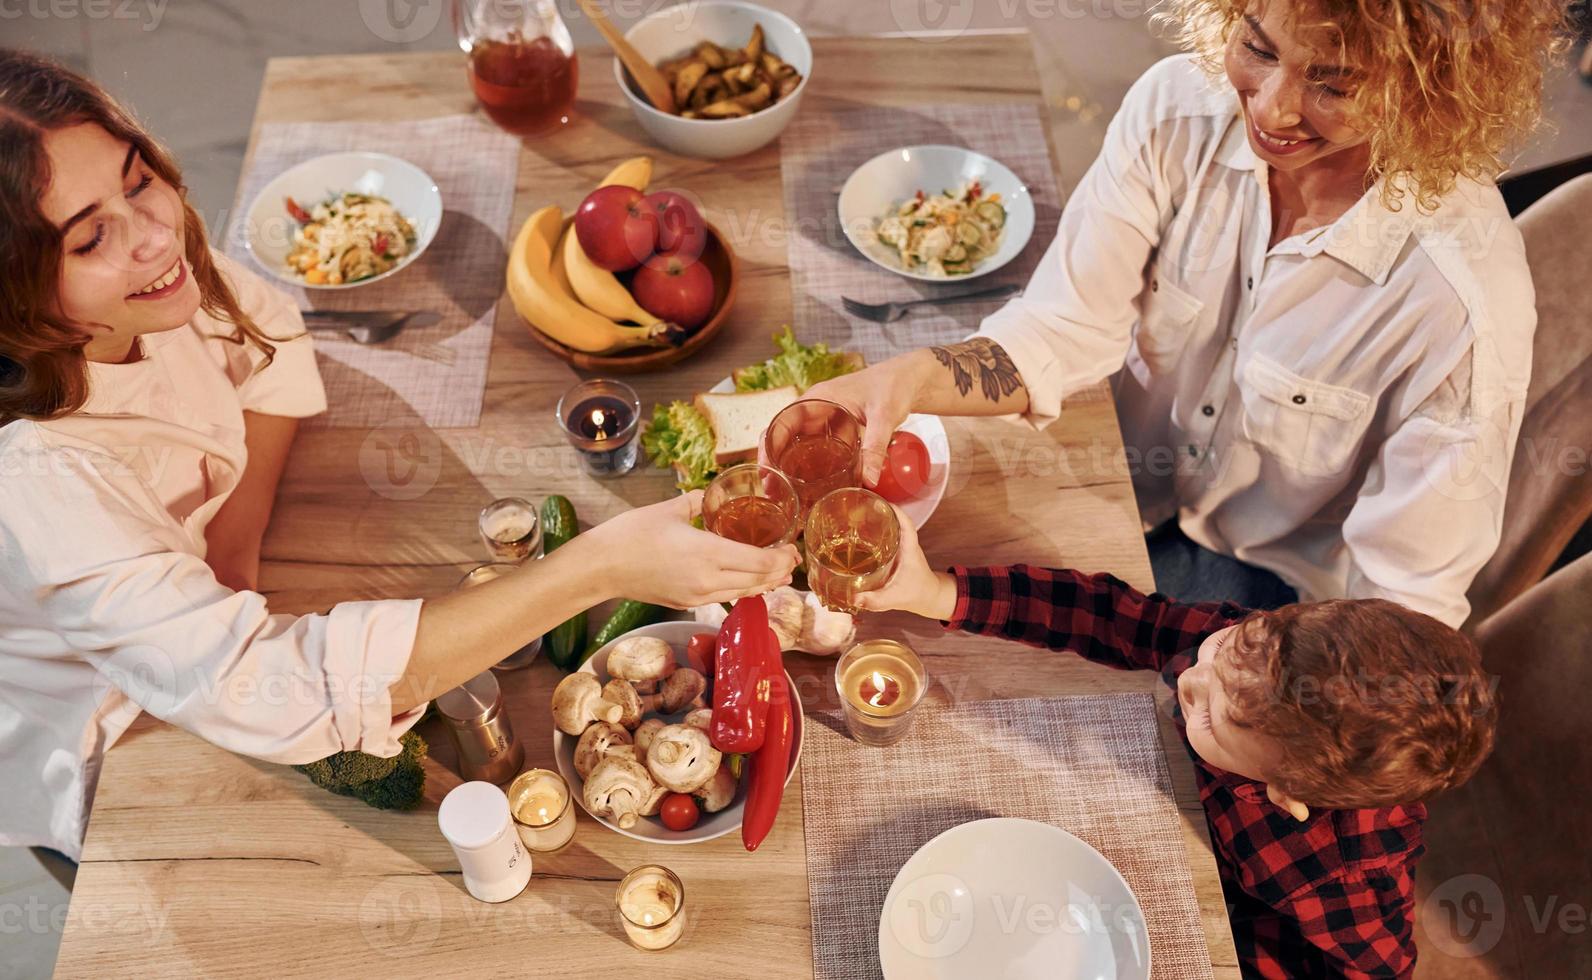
[550,620,804,845]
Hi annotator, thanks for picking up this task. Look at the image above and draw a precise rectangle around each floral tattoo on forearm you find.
[930,338,1024,403]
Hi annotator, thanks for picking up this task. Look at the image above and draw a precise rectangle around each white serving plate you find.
[552,620,803,845]
[241,151,442,291]
[709,377,949,530]
[838,144,1035,282]
[878,818,1150,980]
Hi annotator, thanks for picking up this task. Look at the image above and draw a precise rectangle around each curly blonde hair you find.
[1155,0,1570,212]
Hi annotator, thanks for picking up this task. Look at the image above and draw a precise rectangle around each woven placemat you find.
[776,101,1064,365]
[800,694,1214,980]
[224,114,518,429]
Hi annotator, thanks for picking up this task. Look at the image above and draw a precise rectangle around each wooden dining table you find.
[53,32,1238,979]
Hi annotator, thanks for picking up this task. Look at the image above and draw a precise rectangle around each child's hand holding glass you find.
[854,505,957,621]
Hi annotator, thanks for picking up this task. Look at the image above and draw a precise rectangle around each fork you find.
[841,282,1021,323]
[301,310,440,344]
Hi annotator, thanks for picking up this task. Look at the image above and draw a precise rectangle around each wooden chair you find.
[1463,174,1592,630]
[1415,552,1592,977]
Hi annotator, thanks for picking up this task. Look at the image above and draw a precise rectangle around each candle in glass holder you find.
[616,865,686,951]
[479,497,543,563]
[508,768,576,852]
[457,562,541,670]
[556,379,641,478]
[835,639,927,746]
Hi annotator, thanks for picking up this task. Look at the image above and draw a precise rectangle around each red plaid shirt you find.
[946,564,1423,979]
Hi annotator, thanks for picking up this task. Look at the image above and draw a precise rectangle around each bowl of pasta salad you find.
[838,145,1034,282]
[242,152,442,290]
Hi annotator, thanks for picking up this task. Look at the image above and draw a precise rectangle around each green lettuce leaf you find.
[641,400,717,490]
[734,326,861,393]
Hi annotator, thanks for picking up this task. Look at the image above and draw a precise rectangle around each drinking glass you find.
[478,497,542,563]
[454,0,578,136]
[803,487,900,613]
[703,464,800,548]
[761,399,862,514]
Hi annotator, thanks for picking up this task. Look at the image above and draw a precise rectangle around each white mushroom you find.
[583,757,662,830]
[574,721,633,780]
[602,678,645,729]
[606,635,678,695]
[633,718,666,763]
[682,707,714,732]
[642,667,708,715]
[645,723,722,793]
[551,673,622,736]
[693,766,737,814]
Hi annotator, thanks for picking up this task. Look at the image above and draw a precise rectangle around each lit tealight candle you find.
[836,640,927,746]
[508,769,576,852]
[556,379,642,478]
[616,865,686,951]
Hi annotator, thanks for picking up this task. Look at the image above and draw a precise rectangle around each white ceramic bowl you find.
[241,151,442,290]
[838,145,1036,282]
[616,1,812,159]
[552,620,804,845]
[879,818,1151,979]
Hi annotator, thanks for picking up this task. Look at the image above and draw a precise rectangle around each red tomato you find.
[872,431,931,502]
[659,793,700,831]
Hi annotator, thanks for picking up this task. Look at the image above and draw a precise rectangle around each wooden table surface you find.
[54,34,1238,979]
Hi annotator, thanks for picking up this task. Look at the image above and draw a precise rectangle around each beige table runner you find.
[777,102,1064,365]
[799,693,1214,980]
[224,114,518,429]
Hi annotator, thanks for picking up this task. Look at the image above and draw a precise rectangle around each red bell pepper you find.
[743,667,792,852]
[710,596,772,753]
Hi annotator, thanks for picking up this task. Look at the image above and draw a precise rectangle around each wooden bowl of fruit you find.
[507,157,739,374]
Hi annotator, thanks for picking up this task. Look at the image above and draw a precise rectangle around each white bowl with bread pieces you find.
[550,621,804,845]
[617,1,811,159]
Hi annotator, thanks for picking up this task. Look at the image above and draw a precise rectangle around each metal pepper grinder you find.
[436,670,525,784]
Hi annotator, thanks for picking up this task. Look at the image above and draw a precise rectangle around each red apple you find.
[631,250,716,330]
[574,185,658,271]
[642,190,707,262]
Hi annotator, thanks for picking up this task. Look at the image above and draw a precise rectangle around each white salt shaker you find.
[438,781,532,903]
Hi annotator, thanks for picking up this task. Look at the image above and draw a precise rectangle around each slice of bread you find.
[693,386,799,466]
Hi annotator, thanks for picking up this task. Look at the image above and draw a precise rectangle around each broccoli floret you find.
[293,730,427,810]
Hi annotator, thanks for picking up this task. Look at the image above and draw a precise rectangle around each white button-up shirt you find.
[980,54,1534,626]
[0,252,423,859]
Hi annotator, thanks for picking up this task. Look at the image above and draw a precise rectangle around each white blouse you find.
[0,252,423,860]
[979,54,1534,626]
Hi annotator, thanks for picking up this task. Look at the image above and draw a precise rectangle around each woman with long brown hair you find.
[0,50,797,862]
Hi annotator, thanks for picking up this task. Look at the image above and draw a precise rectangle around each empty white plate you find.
[838,145,1035,282]
[878,818,1151,980]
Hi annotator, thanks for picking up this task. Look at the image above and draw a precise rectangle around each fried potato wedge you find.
[654,26,803,119]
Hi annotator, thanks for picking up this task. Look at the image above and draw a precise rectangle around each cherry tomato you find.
[871,431,931,502]
[686,631,716,676]
[659,793,700,831]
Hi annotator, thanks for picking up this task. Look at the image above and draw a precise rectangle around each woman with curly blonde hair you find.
[803,0,1568,628]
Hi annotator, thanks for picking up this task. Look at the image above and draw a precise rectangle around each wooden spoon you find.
[574,0,677,114]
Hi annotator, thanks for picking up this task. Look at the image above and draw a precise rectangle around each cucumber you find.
[541,496,587,671]
[975,200,1005,228]
[957,221,981,246]
[582,600,666,665]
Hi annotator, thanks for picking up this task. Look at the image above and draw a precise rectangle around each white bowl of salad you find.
[241,151,442,290]
[838,145,1035,282]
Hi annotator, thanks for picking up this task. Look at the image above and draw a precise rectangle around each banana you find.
[599,156,652,190]
[506,205,682,355]
[564,155,669,325]
[561,226,667,326]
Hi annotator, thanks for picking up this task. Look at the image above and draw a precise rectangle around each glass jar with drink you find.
[455,0,578,135]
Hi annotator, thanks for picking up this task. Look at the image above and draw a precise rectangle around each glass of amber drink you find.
[703,464,801,548]
[762,399,862,514]
[804,488,900,613]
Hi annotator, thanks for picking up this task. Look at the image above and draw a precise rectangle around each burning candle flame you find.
[868,671,888,708]
[591,408,608,442]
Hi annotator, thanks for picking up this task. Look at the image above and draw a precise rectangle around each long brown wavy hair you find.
[0,48,274,424]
